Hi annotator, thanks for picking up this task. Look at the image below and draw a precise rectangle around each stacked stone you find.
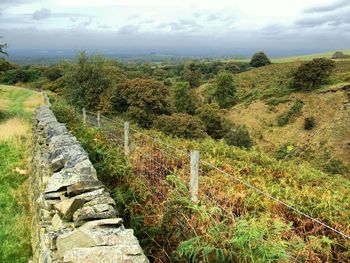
[30,105,148,263]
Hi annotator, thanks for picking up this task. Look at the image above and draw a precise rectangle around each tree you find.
[0,42,8,56]
[291,58,335,91]
[212,71,236,108]
[64,52,126,112]
[183,67,201,88]
[250,52,271,67]
[116,78,169,127]
[171,82,197,115]
[195,103,228,139]
[154,113,206,139]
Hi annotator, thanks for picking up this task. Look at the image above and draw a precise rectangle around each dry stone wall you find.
[30,105,148,263]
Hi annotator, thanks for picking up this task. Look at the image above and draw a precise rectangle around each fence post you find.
[124,122,130,156]
[82,108,86,124]
[97,111,101,128]
[190,150,199,203]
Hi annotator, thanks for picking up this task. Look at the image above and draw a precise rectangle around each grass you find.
[227,49,350,63]
[0,85,43,263]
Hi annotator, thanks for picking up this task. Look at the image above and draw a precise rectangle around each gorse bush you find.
[154,113,206,139]
[1,66,43,84]
[304,116,316,130]
[250,52,271,67]
[195,103,228,139]
[224,124,253,148]
[114,78,169,127]
[277,100,304,126]
[291,58,335,90]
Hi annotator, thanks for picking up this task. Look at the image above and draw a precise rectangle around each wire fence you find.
[82,109,350,261]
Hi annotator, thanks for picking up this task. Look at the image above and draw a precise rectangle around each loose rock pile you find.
[30,105,148,263]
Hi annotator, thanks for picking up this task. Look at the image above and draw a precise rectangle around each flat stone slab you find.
[55,198,85,220]
[67,181,104,196]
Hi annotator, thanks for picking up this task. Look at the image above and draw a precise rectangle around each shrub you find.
[304,117,316,130]
[331,51,350,59]
[1,66,42,84]
[275,144,296,159]
[323,158,347,175]
[277,100,303,126]
[171,82,197,115]
[154,113,206,139]
[210,71,236,109]
[115,78,169,127]
[183,67,201,88]
[196,103,228,139]
[224,124,253,148]
[224,62,240,73]
[44,65,63,81]
[291,58,335,91]
[250,52,271,67]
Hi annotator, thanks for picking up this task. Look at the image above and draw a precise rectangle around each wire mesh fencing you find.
[81,108,350,261]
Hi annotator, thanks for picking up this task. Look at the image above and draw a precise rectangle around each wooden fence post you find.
[124,122,130,156]
[190,150,199,203]
[97,111,101,128]
[82,108,86,124]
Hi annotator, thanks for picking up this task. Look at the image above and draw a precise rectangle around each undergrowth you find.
[52,99,350,262]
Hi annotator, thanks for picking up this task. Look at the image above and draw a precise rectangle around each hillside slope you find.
[219,61,350,172]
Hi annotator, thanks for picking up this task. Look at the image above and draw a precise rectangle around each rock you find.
[45,170,97,193]
[50,155,65,172]
[84,195,115,207]
[67,181,103,196]
[57,218,128,256]
[52,214,65,232]
[55,199,85,220]
[73,204,117,225]
[63,245,149,263]
[73,188,105,202]
[45,191,66,200]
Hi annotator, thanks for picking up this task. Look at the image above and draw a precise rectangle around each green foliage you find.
[210,71,236,108]
[195,103,228,139]
[323,158,347,175]
[304,116,316,130]
[63,51,126,112]
[275,144,296,159]
[250,52,271,67]
[277,100,304,126]
[291,58,335,90]
[183,66,201,88]
[331,51,350,59]
[44,65,63,81]
[154,113,206,139]
[171,82,197,115]
[224,124,253,148]
[1,66,43,84]
[224,61,240,73]
[0,58,16,72]
[114,78,169,127]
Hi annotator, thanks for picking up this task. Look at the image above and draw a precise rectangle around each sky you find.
[0,0,350,57]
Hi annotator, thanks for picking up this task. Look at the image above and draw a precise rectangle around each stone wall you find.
[30,105,148,263]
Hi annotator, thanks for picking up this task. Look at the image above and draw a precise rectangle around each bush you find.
[115,78,169,127]
[196,103,228,139]
[44,65,63,81]
[1,66,42,84]
[275,144,296,159]
[304,117,316,130]
[183,67,201,88]
[171,82,197,115]
[276,100,303,126]
[224,62,240,73]
[154,113,206,139]
[224,124,253,148]
[250,52,271,67]
[291,58,335,91]
[331,51,350,59]
[323,158,347,175]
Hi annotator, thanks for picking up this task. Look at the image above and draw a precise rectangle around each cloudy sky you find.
[0,0,349,57]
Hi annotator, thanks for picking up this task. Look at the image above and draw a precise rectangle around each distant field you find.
[229,49,350,63]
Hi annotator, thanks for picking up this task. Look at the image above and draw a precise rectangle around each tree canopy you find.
[250,52,271,67]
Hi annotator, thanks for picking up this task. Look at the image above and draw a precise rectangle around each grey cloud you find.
[32,8,51,20]
[117,25,139,34]
[296,8,350,27]
[305,0,350,13]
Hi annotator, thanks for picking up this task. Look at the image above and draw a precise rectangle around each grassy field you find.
[229,49,350,63]
[0,85,43,262]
